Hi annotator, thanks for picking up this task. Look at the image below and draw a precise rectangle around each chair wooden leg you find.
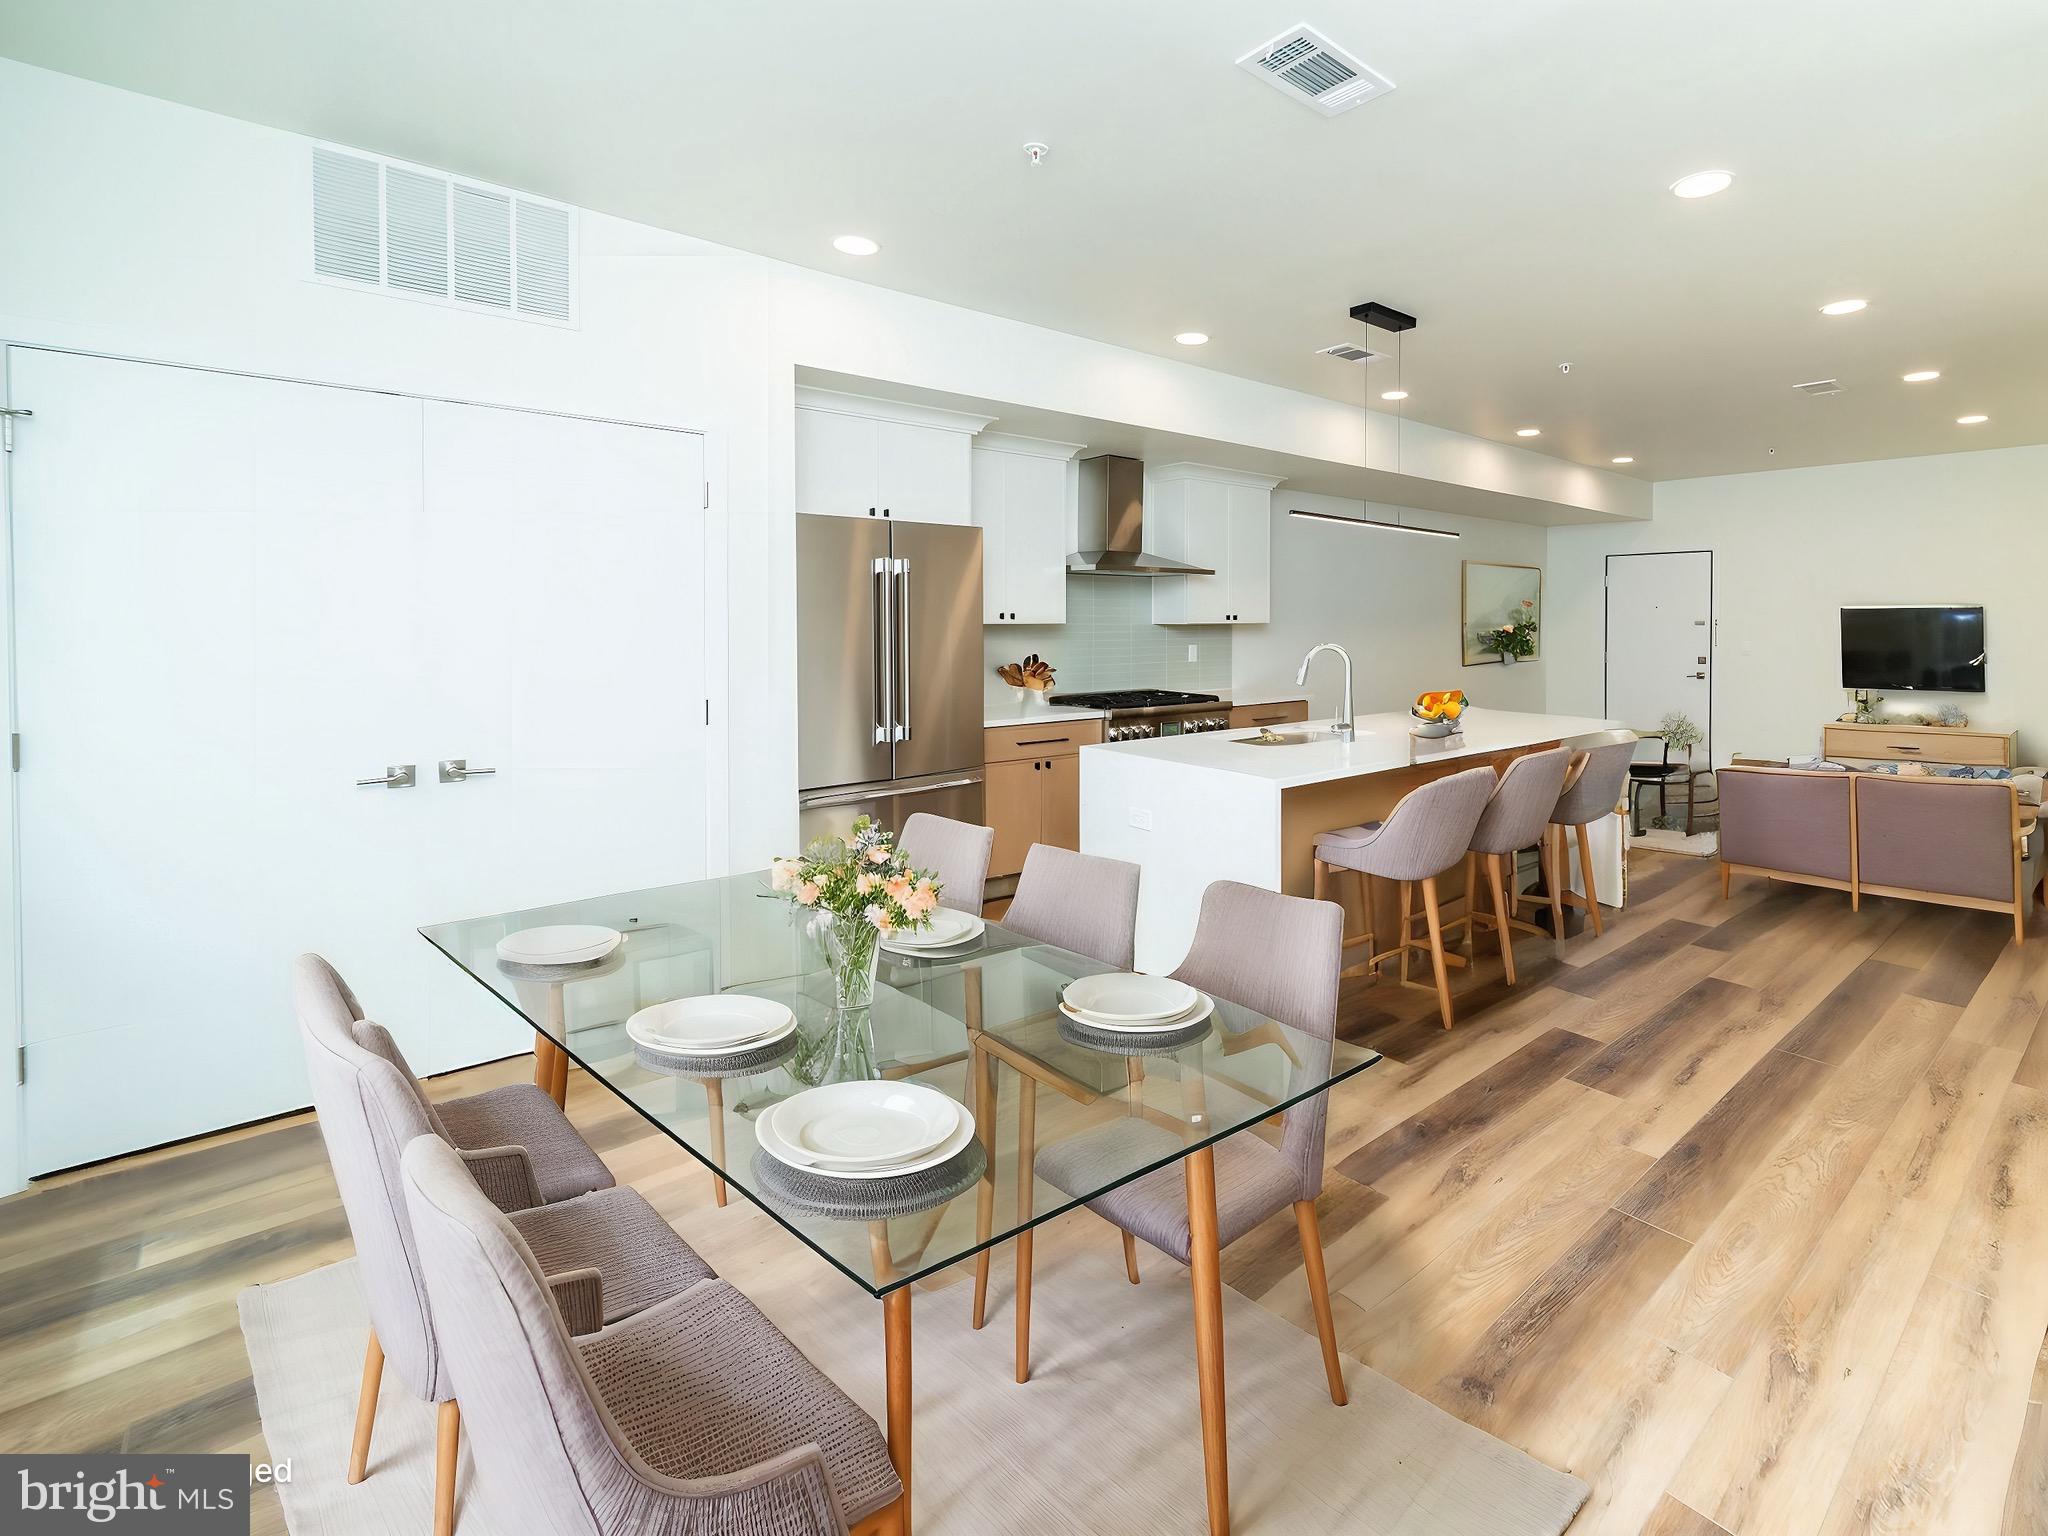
[1122,1228,1141,1284]
[1294,1199,1347,1406]
[1420,876,1455,1029]
[1461,851,1479,955]
[703,1076,728,1208]
[346,1329,383,1484]
[1720,861,1732,899]
[1547,825,1566,937]
[1575,822,1604,936]
[1015,1076,1036,1383]
[434,1400,460,1536]
[1487,853,1516,986]
[1397,881,1413,986]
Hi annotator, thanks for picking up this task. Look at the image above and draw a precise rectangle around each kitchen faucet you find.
[1295,643,1356,742]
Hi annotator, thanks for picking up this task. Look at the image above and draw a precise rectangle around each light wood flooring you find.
[2,849,2044,1534]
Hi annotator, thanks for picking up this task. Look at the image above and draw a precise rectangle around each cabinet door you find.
[1039,753,1082,852]
[795,408,879,517]
[877,420,971,524]
[971,448,1009,622]
[1004,452,1068,624]
[985,757,1042,878]
[1178,479,1232,623]
[1225,483,1272,624]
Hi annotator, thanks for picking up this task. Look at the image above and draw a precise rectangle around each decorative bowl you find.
[1411,717,1459,739]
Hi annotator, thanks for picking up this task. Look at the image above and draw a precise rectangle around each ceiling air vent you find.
[1237,25,1394,116]
[310,145,577,326]
[1317,342,1386,364]
[1793,378,1845,397]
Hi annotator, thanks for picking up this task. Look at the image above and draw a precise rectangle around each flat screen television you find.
[1840,605,1986,693]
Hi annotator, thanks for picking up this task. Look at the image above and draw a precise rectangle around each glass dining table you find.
[422,869,1380,1536]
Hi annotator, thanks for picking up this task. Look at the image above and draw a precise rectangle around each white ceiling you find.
[4,0,2044,481]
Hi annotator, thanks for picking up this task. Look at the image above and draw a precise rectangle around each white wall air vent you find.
[1793,378,1845,397]
[1317,342,1385,363]
[310,145,577,326]
[1238,25,1394,116]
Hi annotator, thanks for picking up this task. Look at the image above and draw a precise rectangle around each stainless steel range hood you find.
[1066,454,1214,577]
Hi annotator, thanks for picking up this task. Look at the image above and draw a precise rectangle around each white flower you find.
[866,902,894,933]
[770,857,801,892]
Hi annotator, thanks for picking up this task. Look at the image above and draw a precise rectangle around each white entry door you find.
[1605,550,1713,763]
[8,348,708,1172]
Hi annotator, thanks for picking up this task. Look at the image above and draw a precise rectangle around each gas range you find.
[1048,689,1232,742]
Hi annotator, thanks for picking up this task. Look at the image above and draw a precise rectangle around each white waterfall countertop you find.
[1085,710,1623,790]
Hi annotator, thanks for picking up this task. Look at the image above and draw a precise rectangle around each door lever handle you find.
[438,759,496,783]
[357,764,417,788]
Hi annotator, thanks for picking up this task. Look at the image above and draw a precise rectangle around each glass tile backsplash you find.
[982,576,1234,694]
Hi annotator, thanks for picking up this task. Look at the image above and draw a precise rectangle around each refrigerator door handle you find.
[894,556,913,742]
[872,556,893,746]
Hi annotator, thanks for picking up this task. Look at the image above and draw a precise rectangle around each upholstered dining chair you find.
[1544,737,1640,937]
[1017,881,1351,1408]
[295,955,716,1536]
[400,1134,905,1536]
[1310,765,1499,1029]
[898,811,996,915]
[1456,746,1573,986]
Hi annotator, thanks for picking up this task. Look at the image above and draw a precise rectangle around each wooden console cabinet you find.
[1820,719,2016,768]
[983,718,1104,879]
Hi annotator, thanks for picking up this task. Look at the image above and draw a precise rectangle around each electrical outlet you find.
[1128,807,1153,831]
[1186,644,1198,662]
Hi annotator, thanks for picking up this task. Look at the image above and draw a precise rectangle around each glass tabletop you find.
[421,869,1380,1297]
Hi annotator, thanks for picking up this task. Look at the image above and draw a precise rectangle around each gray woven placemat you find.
[750,1137,987,1220]
[632,1033,801,1079]
[1054,1010,1214,1056]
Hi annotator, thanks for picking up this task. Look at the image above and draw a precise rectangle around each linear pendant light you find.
[1290,299,1458,539]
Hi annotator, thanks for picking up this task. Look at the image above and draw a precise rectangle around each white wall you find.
[1545,445,2048,763]
[1235,492,1550,719]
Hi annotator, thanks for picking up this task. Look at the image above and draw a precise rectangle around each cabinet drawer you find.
[1821,724,2012,767]
[1229,700,1307,730]
[984,718,1103,763]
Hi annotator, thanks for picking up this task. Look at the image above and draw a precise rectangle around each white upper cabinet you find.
[794,388,993,524]
[973,433,1083,625]
[1146,463,1283,625]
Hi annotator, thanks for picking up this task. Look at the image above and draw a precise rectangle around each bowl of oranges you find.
[1411,690,1467,738]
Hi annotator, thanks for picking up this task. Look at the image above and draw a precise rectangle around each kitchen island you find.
[1080,709,1629,972]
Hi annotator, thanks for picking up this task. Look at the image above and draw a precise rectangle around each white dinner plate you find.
[773,1081,958,1165]
[496,924,623,967]
[626,994,795,1054]
[886,909,984,949]
[1061,972,1198,1022]
[881,931,987,961]
[1058,991,1215,1034]
[758,1096,976,1181]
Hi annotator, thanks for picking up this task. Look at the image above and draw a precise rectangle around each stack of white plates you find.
[758,1081,974,1180]
[627,995,797,1056]
[880,908,986,957]
[496,925,623,967]
[1058,972,1214,1034]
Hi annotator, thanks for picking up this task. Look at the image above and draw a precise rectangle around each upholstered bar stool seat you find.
[1312,765,1498,1029]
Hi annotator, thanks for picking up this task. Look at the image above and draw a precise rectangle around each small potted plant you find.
[1658,710,1704,765]
[1477,600,1538,665]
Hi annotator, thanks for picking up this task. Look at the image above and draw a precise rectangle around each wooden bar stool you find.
[1522,737,1640,938]
[1311,766,1498,1028]
[1450,746,1573,985]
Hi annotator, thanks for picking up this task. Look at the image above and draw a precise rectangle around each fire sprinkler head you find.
[1023,141,1050,166]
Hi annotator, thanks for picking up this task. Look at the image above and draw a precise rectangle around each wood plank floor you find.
[3,850,2044,1534]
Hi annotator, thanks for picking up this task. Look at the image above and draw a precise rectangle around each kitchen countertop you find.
[1085,710,1624,790]
[982,702,1108,729]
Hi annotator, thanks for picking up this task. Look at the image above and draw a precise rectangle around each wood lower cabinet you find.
[1228,699,1308,730]
[983,719,1102,878]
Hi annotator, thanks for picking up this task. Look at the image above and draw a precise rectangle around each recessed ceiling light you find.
[1380,389,1408,401]
[1902,370,1941,383]
[1611,456,1635,465]
[1669,170,1734,199]
[1174,332,1209,346]
[1819,298,1867,316]
[832,234,880,256]
[1516,428,1541,437]
[1957,414,1989,425]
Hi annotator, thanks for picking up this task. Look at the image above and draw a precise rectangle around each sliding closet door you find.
[9,349,431,1172]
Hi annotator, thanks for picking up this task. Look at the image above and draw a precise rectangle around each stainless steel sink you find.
[1235,729,1318,747]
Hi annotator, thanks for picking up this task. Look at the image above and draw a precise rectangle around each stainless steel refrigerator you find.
[796,515,984,845]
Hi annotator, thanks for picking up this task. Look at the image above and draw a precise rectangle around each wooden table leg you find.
[702,1077,728,1208]
[543,984,569,1108]
[970,1043,995,1329]
[533,1032,558,1095]
[1015,1075,1037,1383]
[884,1286,914,1535]
[1185,1144,1230,1536]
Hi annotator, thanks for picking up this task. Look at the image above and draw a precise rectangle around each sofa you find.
[1718,764,2044,941]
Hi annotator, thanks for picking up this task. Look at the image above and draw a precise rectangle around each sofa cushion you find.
[1719,769,1852,882]
[1856,775,2017,903]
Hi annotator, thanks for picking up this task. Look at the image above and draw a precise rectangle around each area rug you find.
[241,1234,1587,1535]
[1632,827,1719,858]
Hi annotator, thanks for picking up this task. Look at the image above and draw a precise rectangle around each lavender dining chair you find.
[1457,746,1573,986]
[295,955,715,1536]
[400,1134,904,1536]
[899,811,996,914]
[1019,882,1351,1409]
[1311,765,1498,1028]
